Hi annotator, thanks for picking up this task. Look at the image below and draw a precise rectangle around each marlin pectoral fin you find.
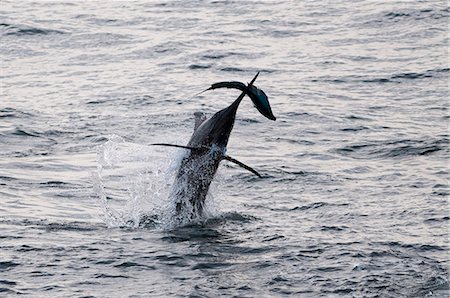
[150,143,200,151]
[222,155,262,178]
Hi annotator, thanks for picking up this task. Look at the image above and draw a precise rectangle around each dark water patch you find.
[291,202,328,211]
[192,262,233,270]
[335,138,449,159]
[201,51,243,60]
[433,183,449,189]
[39,180,69,187]
[220,67,245,72]
[368,250,395,258]
[0,107,34,118]
[345,115,373,121]
[73,280,101,286]
[296,247,326,258]
[343,55,378,62]
[369,68,449,83]
[320,225,347,232]
[155,255,185,262]
[94,273,131,279]
[237,285,252,291]
[0,261,20,270]
[320,60,345,65]
[252,260,277,270]
[0,235,23,240]
[0,280,16,286]
[0,288,15,294]
[81,135,109,144]
[368,105,388,110]
[311,77,349,84]
[11,149,51,158]
[16,244,44,252]
[43,222,101,232]
[391,68,449,80]
[313,266,344,273]
[376,241,446,252]
[153,41,186,54]
[185,252,217,259]
[432,190,449,196]
[412,275,450,297]
[162,227,223,243]
[10,28,64,36]
[427,106,448,111]
[0,175,18,182]
[1,23,65,36]
[263,234,285,242]
[89,17,121,26]
[236,245,277,255]
[11,128,40,138]
[189,64,212,70]
[236,117,261,124]
[361,78,392,84]
[362,7,449,29]
[278,168,318,176]
[41,285,63,291]
[114,261,156,270]
[424,216,449,223]
[204,212,258,225]
[391,72,431,80]
[0,218,103,232]
[340,126,369,132]
[329,288,354,295]
[154,255,189,267]
[384,8,449,21]
[271,137,314,146]
[95,259,118,266]
[284,111,314,118]
[86,99,109,105]
[29,270,54,277]
[267,275,290,287]
[317,68,448,85]
[129,95,154,106]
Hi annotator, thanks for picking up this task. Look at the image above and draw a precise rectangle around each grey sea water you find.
[1,1,449,297]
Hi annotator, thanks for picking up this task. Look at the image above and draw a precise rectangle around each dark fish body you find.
[171,97,241,218]
[156,73,275,224]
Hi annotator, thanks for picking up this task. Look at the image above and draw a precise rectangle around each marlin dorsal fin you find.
[193,112,207,131]
[222,155,262,178]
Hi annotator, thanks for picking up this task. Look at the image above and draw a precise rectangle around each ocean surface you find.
[1,1,449,297]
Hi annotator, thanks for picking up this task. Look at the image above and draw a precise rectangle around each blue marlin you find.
[153,72,275,221]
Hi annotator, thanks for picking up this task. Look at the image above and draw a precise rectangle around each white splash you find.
[92,134,223,229]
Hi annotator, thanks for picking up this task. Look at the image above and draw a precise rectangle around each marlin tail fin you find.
[197,72,276,121]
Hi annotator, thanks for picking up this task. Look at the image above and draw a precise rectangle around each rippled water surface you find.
[1,1,449,297]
